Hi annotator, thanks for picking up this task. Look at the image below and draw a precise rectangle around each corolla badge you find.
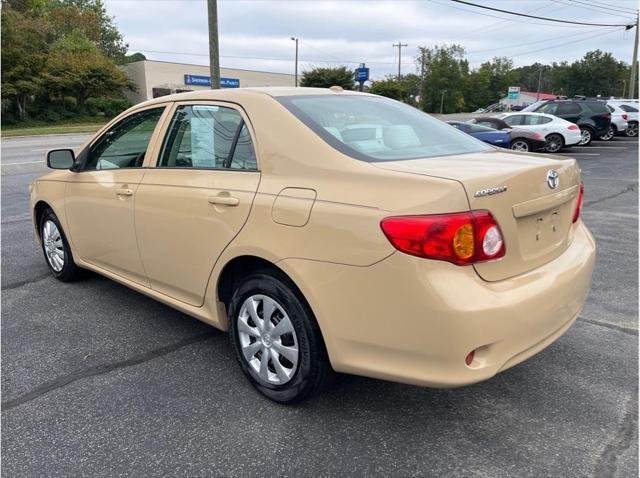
[546,170,560,189]
[474,185,507,198]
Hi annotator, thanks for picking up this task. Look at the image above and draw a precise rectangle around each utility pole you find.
[622,79,627,98]
[536,65,543,100]
[291,37,299,87]
[629,13,638,99]
[207,0,220,89]
[440,90,447,114]
[392,42,407,79]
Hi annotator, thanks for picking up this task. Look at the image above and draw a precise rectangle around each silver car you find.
[599,103,629,141]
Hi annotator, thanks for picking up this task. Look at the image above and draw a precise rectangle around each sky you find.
[104,0,639,81]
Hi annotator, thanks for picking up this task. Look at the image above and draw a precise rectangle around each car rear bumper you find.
[281,221,595,388]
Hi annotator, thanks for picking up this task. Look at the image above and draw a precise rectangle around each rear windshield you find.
[277,95,491,162]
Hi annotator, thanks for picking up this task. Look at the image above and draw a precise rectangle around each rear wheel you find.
[510,138,530,152]
[599,126,615,141]
[228,272,331,403]
[579,126,593,146]
[544,133,564,153]
[39,208,81,281]
[626,121,638,137]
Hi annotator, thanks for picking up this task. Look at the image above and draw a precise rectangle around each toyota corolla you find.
[31,87,595,403]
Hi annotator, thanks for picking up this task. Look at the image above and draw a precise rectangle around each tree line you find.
[301,44,637,114]
[1,0,142,124]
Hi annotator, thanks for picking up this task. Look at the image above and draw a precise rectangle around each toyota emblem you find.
[546,170,559,189]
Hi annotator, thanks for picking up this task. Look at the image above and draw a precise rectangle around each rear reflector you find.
[567,124,579,131]
[380,210,506,265]
[465,350,475,366]
[573,182,584,223]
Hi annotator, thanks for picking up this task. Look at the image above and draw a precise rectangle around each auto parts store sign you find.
[508,86,520,99]
[184,75,240,88]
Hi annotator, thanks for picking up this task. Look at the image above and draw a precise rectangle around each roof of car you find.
[139,86,366,108]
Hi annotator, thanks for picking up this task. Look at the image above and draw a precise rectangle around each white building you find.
[499,91,559,109]
[122,60,296,104]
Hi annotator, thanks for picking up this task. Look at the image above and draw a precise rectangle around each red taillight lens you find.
[567,124,579,131]
[380,210,506,265]
[573,182,584,223]
[623,114,628,120]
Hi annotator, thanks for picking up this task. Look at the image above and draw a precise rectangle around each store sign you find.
[507,86,520,99]
[184,75,240,88]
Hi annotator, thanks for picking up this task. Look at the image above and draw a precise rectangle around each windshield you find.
[277,94,491,162]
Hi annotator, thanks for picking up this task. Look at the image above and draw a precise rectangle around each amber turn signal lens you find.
[453,224,474,259]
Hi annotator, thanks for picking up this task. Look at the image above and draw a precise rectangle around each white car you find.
[496,112,582,153]
[599,103,629,140]
[608,100,638,137]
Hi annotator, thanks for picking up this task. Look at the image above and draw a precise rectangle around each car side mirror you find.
[47,149,75,170]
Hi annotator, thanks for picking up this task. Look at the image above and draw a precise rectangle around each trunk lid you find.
[374,150,581,281]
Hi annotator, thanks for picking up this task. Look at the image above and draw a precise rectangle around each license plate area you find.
[517,205,571,260]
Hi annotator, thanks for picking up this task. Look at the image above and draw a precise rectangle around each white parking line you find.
[2,160,44,165]
[557,153,600,156]
[576,146,628,149]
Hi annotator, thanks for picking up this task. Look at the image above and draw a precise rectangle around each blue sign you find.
[355,67,370,83]
[184,74,240,88]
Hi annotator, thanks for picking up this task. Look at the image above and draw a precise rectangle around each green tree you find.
[369,74,421,104]
[1,5,49,119]
[43,32,130,112]
[417,44,469,113]
[300,66,355,90]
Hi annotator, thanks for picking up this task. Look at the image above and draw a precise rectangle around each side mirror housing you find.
[47,149,75,170]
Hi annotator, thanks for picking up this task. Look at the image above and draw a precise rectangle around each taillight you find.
[380,210,506,265]
[573,182,584,223]
[623,114,628,120]
[567,124,579,131]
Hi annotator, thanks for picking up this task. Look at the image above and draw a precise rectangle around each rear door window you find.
[503,115,525,126]
[556,103,582,115]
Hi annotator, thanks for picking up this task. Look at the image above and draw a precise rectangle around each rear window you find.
[277,95,491,162]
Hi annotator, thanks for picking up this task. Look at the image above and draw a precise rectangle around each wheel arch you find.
[33,200,53,241]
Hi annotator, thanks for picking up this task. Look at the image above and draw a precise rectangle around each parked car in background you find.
[468,116,547,152]
[599,103,629,141]
[496,112,582,153]
[608,100,638,137]
[524,99,611,146]
[446,121,510,148]
[31,87,595,403]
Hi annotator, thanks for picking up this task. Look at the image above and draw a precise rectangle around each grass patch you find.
[2,119,107,138]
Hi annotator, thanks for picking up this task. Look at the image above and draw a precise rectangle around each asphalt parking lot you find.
[1,134,638,477]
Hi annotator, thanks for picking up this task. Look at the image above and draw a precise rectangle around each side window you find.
[621,104,639,112]
[537,103,558,115]
[504,115,524,126]
[159,105,257,170]
[556,103,582,115]
[537,116,553,124]
[84,108,165,170]
[523,115,545,125]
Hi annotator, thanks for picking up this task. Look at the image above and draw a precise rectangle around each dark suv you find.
[528,99,611,146]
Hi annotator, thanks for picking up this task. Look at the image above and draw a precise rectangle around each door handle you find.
[208,196,239,207]
[116,188,134,197]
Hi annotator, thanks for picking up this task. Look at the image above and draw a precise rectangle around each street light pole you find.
[440,90,447,114]
[392,42,407,79]
[207,0,220,89]
[622,79,627,98]
[291,37,299,87]
[536,65,543,101]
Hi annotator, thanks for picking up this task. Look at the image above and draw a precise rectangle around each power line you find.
[553,0,637,20]
[575,0,639,15]
[466,26,620,55]
[450,0,636,28]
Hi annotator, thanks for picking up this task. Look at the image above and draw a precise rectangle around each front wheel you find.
[579,127,593,146]
[545,133,564,153]
[39,208,81,281]
[228,272,331,403]
[599,126,615,141]
[510,138,530,152]
[626,121,638,137]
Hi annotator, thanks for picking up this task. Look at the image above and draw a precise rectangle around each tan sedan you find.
[31,87,595,403]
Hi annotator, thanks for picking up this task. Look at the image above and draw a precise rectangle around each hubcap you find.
[546,135,561,153]
[627,123,638,137]
[237,295,299,385]
[42,220,64,272]
[579,129,591,145]
[511,140,528,152]
[601,127,614,140]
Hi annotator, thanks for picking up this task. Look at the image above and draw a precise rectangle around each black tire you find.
[228,272,331,403]
[579,126,594,146]
[39,208,81,282]
[599,125,615,141]
[510,138,530,152]
[545,133,564,153]
[626,121,638,137]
